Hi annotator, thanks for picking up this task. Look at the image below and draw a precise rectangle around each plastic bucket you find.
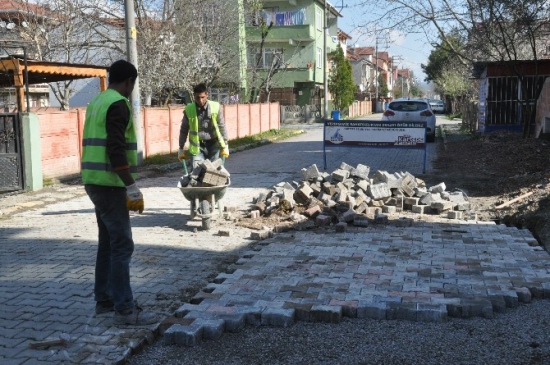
[331,110,341,120]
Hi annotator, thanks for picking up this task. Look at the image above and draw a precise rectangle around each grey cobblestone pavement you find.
[1,119,550,364]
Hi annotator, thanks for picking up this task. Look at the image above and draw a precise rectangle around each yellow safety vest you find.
[185,101,226,155]
[81,89,137,186]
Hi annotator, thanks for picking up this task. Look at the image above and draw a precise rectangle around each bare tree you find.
[355,0,550,64]
[171,0,243,101]
[358,0,550,135]
[13,0,124,109]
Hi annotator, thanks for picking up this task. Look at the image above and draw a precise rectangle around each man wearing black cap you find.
[81,60,158,326]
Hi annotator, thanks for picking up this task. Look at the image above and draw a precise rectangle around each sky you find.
[336,0,434,84]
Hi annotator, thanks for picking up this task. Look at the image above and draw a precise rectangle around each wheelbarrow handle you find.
[182,160,189,176]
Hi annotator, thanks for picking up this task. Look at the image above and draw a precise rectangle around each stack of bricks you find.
[178,158,230,188]
[247,162,474,230]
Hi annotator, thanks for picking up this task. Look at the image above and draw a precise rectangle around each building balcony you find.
[248,67,320,86]
[246,24,315,43]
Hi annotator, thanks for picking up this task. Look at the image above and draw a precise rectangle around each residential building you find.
[0,0,51,110]
[347,46,374,98]
[395,68,412,98]
[245,0,342,107]
[347,46,398,100]
[376,51,392,98]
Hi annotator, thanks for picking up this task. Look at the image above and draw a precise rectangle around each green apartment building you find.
[245,0,342,107]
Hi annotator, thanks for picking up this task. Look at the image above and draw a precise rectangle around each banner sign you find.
[323,119,428,173]
[324,120,426,148]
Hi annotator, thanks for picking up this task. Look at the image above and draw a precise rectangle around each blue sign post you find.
[323,119,428,173]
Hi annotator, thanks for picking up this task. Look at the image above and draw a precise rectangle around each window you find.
[248,47,284,69]
[317,47,322,68]
[316,7,322,30]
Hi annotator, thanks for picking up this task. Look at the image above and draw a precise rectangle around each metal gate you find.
[0,113,24,192]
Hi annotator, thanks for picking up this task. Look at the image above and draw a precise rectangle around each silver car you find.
[382,99,436,142]
[429,99,445,114]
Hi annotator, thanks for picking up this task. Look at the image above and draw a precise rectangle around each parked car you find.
[429,99,445,114]
[382,99,436,142]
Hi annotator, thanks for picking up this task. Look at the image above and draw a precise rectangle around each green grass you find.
[143,153,175,165]
[229,128,302,149]
[143,128,303,165]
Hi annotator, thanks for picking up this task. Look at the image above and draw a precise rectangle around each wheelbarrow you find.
[177,159,229,230]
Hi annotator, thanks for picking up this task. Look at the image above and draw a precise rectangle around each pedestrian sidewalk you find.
[1,123,550,364]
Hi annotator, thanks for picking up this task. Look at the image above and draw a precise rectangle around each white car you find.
[429,99,445,114]
[382,99,436,142]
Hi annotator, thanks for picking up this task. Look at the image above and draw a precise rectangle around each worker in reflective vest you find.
[178,83,229,167]
[81,60,158,326]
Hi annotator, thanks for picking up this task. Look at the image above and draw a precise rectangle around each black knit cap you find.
[108,60,138,84]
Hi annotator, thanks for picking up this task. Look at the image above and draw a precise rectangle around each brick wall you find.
[34,102,280,179]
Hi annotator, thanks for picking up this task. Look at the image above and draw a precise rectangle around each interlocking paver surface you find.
[1,120,549,364]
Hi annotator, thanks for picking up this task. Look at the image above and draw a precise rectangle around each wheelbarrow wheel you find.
[200,200,211,230]
[190,200,197,219]
[200,200,210,215]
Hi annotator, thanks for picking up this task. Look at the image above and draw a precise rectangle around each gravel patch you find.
[127,300,550,365]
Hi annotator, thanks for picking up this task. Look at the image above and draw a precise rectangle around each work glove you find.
[221,147,229,159]
[126,183,144,214]
[177,149,187,161]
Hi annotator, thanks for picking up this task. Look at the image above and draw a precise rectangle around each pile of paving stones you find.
[177,158,230,188]
[249,162,472,233]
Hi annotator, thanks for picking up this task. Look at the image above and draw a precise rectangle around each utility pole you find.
[391,55,402,98]
[374,34,385,111]
[374,37,378,104]
[124,0,143,163]
[323,0,329,120]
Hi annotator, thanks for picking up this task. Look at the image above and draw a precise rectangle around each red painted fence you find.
[33,102,280,178]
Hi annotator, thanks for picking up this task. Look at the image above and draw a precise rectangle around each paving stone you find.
[447,211,463,219]
[431,201,454,213]
[412,205,431,214]
[416,303,448,322]
[218,229,232,237]
[250,230,272,240]
[353,214,369,227]
[309,305,342,323]
[374,214,389,224]
[194,318,225,340]
[261,308,294,327]
[357,301,387,320]
[387,302,417,321]
[335,222,348,232]
[302,164,320,181]
[217,314,246,333]
[351,164,370,179]
[316,214,332,226]
[331,169,350,182]
[368,183,392,200]
[236,306,264,327]
[429,182,446,193]
[167,323,203,347]
[515,287,532,303]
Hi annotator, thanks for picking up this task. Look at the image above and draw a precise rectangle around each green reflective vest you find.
[185,101,226,155]
[81,89,137,187]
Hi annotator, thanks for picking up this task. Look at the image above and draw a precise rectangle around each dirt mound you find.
[428,129,550,248]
